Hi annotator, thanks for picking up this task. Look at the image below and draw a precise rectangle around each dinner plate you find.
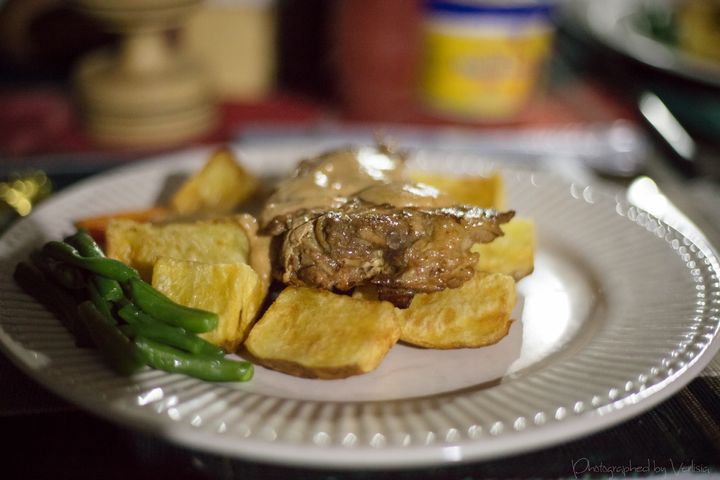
[563,0,720,88]
[0,145,718,468]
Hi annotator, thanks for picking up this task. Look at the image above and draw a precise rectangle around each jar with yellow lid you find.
[420,0,555,122]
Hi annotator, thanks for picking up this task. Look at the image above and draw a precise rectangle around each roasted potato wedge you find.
[106,217,250,280]
[472,217,535,281]
[170,147,259,216]
[244,287,400,379]
[152,257,265,352]
[409,171,505,209]
[397,272,515,349]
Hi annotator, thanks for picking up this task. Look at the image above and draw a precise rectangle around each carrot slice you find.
[74,206,171,246]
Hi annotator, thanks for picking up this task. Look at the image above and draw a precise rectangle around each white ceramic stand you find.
[73,0,216,146]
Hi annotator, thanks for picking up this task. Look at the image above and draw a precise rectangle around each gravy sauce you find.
[260,146,448,226]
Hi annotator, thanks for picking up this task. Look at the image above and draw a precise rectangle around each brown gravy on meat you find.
[259,146,444,227]
[355,182,450,208]
[237,213,272,287]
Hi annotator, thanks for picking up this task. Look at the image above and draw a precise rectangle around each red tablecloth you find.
[0,80,639,159]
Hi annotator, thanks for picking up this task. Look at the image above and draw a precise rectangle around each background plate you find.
[0,145,718,468]
[563,0,720,87]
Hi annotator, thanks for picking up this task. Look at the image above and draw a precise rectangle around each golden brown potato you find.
[106,217,250,281]
[244,287,400,379]
[397,272,515,349]
[170,148,259,216]
[472,217,535,281]
[152,257,265,352]
[409,171,505,209]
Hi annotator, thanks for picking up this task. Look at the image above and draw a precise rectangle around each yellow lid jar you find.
[420,0,555,122]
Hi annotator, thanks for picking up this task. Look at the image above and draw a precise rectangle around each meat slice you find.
[259,145,516,307]
[266,199,514,307]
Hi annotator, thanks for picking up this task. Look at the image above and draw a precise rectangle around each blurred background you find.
[0,0,719,218]
[2,2,720,478]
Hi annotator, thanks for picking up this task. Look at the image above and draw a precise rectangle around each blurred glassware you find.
[638,91,695,163]
[639,90,720,180]
[184,0,277,101]
[419,0,555,122]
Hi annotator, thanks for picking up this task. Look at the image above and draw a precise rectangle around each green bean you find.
[65,230,123,301]
[13,262,93,347]
[118,324,135,337]
[86,280,115,322]
[20,233,250,383]
[126,278,218,333]
[77,301,146,375]
[42,241,139,282]
[134,336,253,382]
[92,276,123,302]
[118,304,224,357]
[30,250,85,290]
[64,228,104,257]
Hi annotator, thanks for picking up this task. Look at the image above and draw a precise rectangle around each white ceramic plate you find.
[564,0,720,87]
[0,145,718,468]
